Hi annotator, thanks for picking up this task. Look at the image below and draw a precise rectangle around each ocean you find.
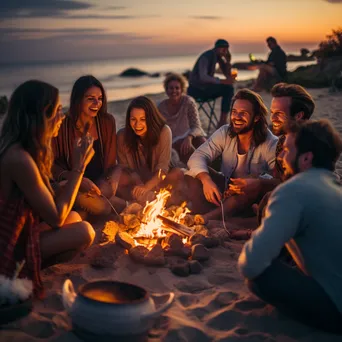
[0,53,315,105]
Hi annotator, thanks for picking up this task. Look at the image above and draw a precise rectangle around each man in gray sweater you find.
[238,119,342,332]
[188,39,235,127]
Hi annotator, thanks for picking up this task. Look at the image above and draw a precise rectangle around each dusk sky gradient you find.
[0,0,341,63]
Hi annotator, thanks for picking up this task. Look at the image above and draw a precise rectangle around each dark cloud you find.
[64,15,137,19]
[191,16,223,20]
[0,27,155,43]
[0,28,105,34]
[0,0,92,18]
[105,6,128,10]
[0,30,159,64]
[323,0,342,2]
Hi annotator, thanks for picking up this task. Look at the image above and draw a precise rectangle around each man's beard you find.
[283,153,301,180]
[272,124,286,137]
[231,119,255,135]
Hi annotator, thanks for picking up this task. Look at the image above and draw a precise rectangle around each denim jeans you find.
[247,259,342,333]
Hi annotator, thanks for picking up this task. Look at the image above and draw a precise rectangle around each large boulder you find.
[287,57,342,88]
[119,68,160,78]
[119,68,149,77]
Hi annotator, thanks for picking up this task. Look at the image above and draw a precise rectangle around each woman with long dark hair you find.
[116,96,173,203]
[52,75,126,216]
[0,80,95,297]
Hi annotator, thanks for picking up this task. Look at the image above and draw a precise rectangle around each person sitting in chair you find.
[187,39,235,128]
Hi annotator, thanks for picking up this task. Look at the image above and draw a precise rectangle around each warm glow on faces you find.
[270,97,292,136]
[166,80,182,102]
[51,98,65,137]
[279,133,297,179]
[80,86,103,119]
[230,99,257,135]
[130,108,147,138]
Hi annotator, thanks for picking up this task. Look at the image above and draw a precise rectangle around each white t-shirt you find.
[232,153,248,178]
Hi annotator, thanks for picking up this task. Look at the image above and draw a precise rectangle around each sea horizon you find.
[0,52,315,104]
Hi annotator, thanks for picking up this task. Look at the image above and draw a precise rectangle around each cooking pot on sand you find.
[62,279,174,336]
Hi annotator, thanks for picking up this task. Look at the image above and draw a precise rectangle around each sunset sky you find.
[0,0,341,63]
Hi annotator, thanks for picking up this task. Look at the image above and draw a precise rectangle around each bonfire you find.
[92,185,246,277]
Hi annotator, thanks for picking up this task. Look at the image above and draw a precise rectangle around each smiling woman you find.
[52,75,126,216]
[116,96,174,204]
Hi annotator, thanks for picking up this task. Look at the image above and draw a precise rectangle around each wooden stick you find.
[157,215,194,237]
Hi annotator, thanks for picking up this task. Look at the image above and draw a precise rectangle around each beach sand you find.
[1,85,342,342]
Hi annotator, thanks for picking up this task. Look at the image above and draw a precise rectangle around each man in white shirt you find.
[184,89,278,222]
[238,119,342,332]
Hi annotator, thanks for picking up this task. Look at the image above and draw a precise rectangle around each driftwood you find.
[157,215,194,237]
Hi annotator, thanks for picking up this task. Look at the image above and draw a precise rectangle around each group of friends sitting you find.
[0,52,342,333]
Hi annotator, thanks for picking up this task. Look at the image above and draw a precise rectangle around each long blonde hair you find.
[0,80,59,193]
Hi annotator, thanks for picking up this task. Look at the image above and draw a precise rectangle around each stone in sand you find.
[194,214,205,225]
[204,236,220,248]
[193,225,209,236]
[121,202,143,216]
[129,246,149,263]
[191,244,210,261]
[122,214,141,229]
[212,229,230,242]
[190,233,207,246]
[182,214,195,227]
[189,260,203,274]
[170,262,190,277]
[164,245,191,259]
[144,244,165,266]
[101,220,120,243]
[115,231,135,250]
[165,233,184,250]
[90,243,126,268]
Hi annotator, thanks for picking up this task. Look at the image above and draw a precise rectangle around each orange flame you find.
[133,187,191,248]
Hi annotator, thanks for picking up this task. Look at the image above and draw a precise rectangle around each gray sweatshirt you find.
[238,168,342,312]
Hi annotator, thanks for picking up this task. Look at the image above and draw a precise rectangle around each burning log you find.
[157,215,194,237]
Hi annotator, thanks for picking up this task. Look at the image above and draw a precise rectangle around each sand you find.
[1,85,342,342]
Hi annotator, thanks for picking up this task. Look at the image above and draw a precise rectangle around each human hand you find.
[228,178,261,196]
[202,178,222,206]
[80,178,101,196]
[132,185,149,199]
[72,122,94,172]
[180,136,193,156]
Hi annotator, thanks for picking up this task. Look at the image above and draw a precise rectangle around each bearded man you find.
[238,119,342,333]
[184,88,278,221]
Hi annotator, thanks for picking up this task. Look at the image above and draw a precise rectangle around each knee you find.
[65,211,82,224]
[79,221,96,247]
